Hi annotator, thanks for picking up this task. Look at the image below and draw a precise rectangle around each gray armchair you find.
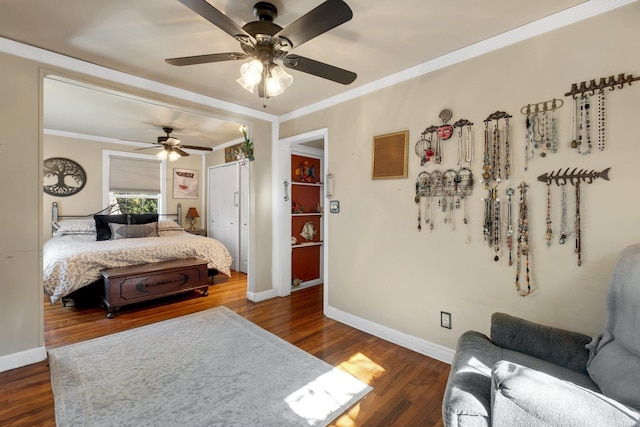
[442,243,640,427]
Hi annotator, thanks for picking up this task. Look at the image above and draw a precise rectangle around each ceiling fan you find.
[166,0,357,98]
[139,127,213,161]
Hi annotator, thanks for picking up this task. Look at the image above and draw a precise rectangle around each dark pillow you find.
[94,214,128,241]
[129,213,159,225]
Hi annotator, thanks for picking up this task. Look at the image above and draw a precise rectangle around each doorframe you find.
[273,128,329,311]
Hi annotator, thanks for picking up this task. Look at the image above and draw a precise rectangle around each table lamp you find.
[186,207,200,230]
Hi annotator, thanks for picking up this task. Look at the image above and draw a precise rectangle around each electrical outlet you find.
[441,311,452,329]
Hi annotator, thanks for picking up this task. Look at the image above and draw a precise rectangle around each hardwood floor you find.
[0,272,449,426]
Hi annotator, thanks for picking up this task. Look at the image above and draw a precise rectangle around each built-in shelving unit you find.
[290,153,323,291]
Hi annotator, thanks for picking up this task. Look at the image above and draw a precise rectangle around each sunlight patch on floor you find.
[285,368,370,426]
[338,352,386,383]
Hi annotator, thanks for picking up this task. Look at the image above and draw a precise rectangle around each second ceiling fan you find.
[139,127,213,161]
[166,0,357,98]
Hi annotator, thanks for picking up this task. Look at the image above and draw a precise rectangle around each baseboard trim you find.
[246,288,279,303]
[0,346,47,373]
[325,306,455,364]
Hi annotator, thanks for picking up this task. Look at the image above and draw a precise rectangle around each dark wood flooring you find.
[0,272,449,426]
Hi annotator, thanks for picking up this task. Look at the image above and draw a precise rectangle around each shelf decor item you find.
[372,130,408,179]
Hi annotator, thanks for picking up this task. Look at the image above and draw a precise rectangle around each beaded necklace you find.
[545,180,552,247]
[598,89,606,151]
[515,182,532,296]
[559,184,570,245]
[575,181,582,266]
[506,188,515,266]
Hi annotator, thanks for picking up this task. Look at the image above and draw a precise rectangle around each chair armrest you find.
[491,361,639,427]
[490,312,591,374]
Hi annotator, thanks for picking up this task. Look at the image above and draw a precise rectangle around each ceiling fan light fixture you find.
[168,150,181,162]
[156,149,168,160]
[265,64,293,97]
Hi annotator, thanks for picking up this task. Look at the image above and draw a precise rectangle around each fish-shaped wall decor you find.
[536,167,611,186]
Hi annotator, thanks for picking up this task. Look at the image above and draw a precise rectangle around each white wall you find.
[279,3,640,353]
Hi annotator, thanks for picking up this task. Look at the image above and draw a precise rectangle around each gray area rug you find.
[48,306,372,426]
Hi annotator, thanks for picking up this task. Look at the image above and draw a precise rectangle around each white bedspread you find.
[44,232,232,304]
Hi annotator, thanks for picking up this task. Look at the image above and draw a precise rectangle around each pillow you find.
[53,219,96,236]
[158,219,185,232]
[109,222,158,240]
[94,214,128,241]
[94,213,159,240]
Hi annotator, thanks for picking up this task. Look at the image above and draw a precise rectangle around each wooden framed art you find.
[371,130,409,179]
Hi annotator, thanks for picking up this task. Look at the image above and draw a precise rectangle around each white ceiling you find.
[1,0,624,148]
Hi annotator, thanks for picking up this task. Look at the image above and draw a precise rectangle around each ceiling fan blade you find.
[166,52,248,66]
[180,144,213,151]
[177,0,251,42]
[134,146,161,151]
[173,147,190,157]
[275,0,352,49]
[282,55,356,85]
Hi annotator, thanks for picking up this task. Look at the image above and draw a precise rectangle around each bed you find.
[44,203,232,305]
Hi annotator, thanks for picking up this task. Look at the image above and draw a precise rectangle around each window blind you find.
[109,156,161,193]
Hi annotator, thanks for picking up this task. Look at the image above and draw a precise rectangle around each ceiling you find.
[0,0,608,149]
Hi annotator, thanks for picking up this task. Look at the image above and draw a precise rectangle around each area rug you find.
[48,306,372,426]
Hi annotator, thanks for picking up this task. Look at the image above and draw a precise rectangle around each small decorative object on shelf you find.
[300,221,317,242]
[295,159,316,182]
[292,200,303,214]
[239,125,254,161]
[292,277,302,288]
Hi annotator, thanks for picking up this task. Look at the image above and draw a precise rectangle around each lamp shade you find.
[186,207,200,219]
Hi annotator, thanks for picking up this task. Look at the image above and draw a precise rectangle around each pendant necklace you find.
[545,180,552,247]
[525,114,535,171]
[515,182,532,296]
[482,122,491,182]
[571,96,579,149]
[559,184,570,245]
[493,124,502,182]
[578,94,592,155]
[493,191,501,262]
[506,187,515,266]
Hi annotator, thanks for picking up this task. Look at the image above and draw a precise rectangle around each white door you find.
[239,162,249,274]
[208,163,240,271]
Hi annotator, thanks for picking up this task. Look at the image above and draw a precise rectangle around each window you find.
[104,152,164,214]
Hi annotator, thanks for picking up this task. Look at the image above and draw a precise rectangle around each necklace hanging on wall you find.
[521,99,562,170]
[572,93,592,155]
[415,128,436,165]
[545,180,553,247]
[453,119,474,168]
[565,72,640,153]
[505,187,515,266]
[515,182,532,296]
[559,184,570,245]
[537,167,611,266]
[481,111,512,185]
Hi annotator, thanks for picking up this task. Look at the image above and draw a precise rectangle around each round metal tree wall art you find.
[43,157,87,197]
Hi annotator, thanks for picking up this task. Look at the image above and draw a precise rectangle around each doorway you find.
[274,128,329,310]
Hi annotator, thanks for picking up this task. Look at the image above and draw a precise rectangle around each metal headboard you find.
[52,202,182,235]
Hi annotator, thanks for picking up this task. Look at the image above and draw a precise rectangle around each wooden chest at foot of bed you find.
[100,258,209,318]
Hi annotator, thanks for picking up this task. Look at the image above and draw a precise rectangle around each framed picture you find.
[372,130,409,179]
[225,143,243,163]
[173,168,198,199]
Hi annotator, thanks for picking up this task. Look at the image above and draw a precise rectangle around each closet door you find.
[208,163,239,271]
[239,162,249,274]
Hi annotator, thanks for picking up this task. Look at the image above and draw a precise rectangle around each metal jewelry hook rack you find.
[520,98,564,115]
[537,167,611,267]
[536,167,611,186]
[564,73,640,98]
